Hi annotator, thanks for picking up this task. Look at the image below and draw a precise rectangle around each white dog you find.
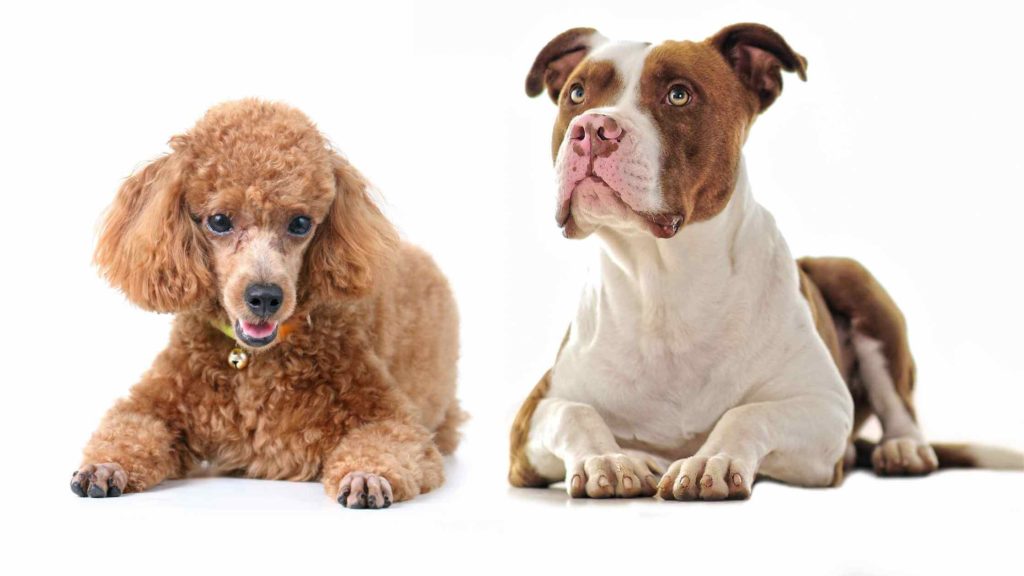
[509,23,1023,500]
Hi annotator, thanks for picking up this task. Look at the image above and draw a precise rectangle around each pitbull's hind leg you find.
[799,257,937,476]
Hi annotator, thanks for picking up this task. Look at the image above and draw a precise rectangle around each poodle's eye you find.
[568,83,585,105]
[287,215,312,237]
[206,213,233,235]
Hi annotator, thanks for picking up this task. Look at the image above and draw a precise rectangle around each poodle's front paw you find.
[657,452,754,501]
[71,463,128,498]
[337,472,393,509]
[564,453,659,498]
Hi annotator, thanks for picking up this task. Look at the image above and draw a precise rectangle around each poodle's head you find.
[95,99,396,349]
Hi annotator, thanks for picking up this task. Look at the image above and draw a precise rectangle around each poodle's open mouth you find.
[235,319,279,348]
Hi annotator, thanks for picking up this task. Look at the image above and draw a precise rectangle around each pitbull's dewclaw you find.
[509,23,1024,500]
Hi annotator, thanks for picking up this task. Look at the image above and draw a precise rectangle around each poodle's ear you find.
[302,154,398,300]
[94,153,214,312]
[708,23,807,113]
[526,27,608,103]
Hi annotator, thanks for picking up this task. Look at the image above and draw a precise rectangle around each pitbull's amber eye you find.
[287,215,313,237]
[667,85,691,107]
[568,84,585,105]
[206,213,233,235]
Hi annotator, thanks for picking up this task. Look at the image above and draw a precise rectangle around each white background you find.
[1,1,1021,574]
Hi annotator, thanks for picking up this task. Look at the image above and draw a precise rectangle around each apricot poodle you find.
[71,99,463,509]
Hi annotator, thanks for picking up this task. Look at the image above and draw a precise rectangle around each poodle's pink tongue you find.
[240,321,277,339]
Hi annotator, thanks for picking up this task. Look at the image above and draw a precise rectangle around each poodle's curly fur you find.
[73,99,463,508]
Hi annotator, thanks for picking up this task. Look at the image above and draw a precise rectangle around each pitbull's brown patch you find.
[640,40,756,225]
[509,329,572,488]
[798,257,917,420]
[508,369,554,487]
[551,60,624,160]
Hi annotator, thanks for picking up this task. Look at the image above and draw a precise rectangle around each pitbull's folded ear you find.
[526,27,607,103]
[708,23,807,113]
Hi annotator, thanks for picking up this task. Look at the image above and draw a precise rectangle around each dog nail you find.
[383,496,391,508]
[623,476,633,490]
[70,481,86,497]
[367,495,377,508]
[732,473,743,486]
[701,474,713,488]
[108,485,123,498]
[570,475,582,492]
[678,475,690,489]
[597,475,610,488]
[87,484,106,498]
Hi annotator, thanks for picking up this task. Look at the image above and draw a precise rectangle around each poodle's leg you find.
[322,417,444,510]
[72,397,185,498]
[432,400,466,456]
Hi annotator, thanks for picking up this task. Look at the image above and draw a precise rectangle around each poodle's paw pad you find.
[658,453,754,501]
[565,453,658,499]
[71,463,127,498]
[337,472,393,509]
[872,437,938,476]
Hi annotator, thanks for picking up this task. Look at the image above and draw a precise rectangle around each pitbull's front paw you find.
[872,437,938,476]
[658,453,754,501]
[337,471,393,509]
[71,463,128,498]
[565,453,658,498]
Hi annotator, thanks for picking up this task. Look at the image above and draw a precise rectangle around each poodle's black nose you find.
[245,283,283,318]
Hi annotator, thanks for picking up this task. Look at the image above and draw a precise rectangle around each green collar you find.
[210,320,249,369]
[211,320,236,340]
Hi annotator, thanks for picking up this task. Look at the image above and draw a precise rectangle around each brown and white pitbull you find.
[509,23,1024,500]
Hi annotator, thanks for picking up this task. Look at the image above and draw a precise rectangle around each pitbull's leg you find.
[658,391,851,501]
[524,397,659,498]
[852,333,938,475]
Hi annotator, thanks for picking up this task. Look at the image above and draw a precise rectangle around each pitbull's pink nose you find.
[595,117,623,142]
[570,114,625,158]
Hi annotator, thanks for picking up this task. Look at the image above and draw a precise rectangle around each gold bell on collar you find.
[227,347,250,370]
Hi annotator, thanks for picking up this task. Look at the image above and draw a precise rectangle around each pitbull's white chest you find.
[548,180,815,459]
[551,295,753,454]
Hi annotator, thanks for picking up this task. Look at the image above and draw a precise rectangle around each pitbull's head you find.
[526,24,806,239]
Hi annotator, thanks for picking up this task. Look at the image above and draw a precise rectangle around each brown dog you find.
[72,99,463,509]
